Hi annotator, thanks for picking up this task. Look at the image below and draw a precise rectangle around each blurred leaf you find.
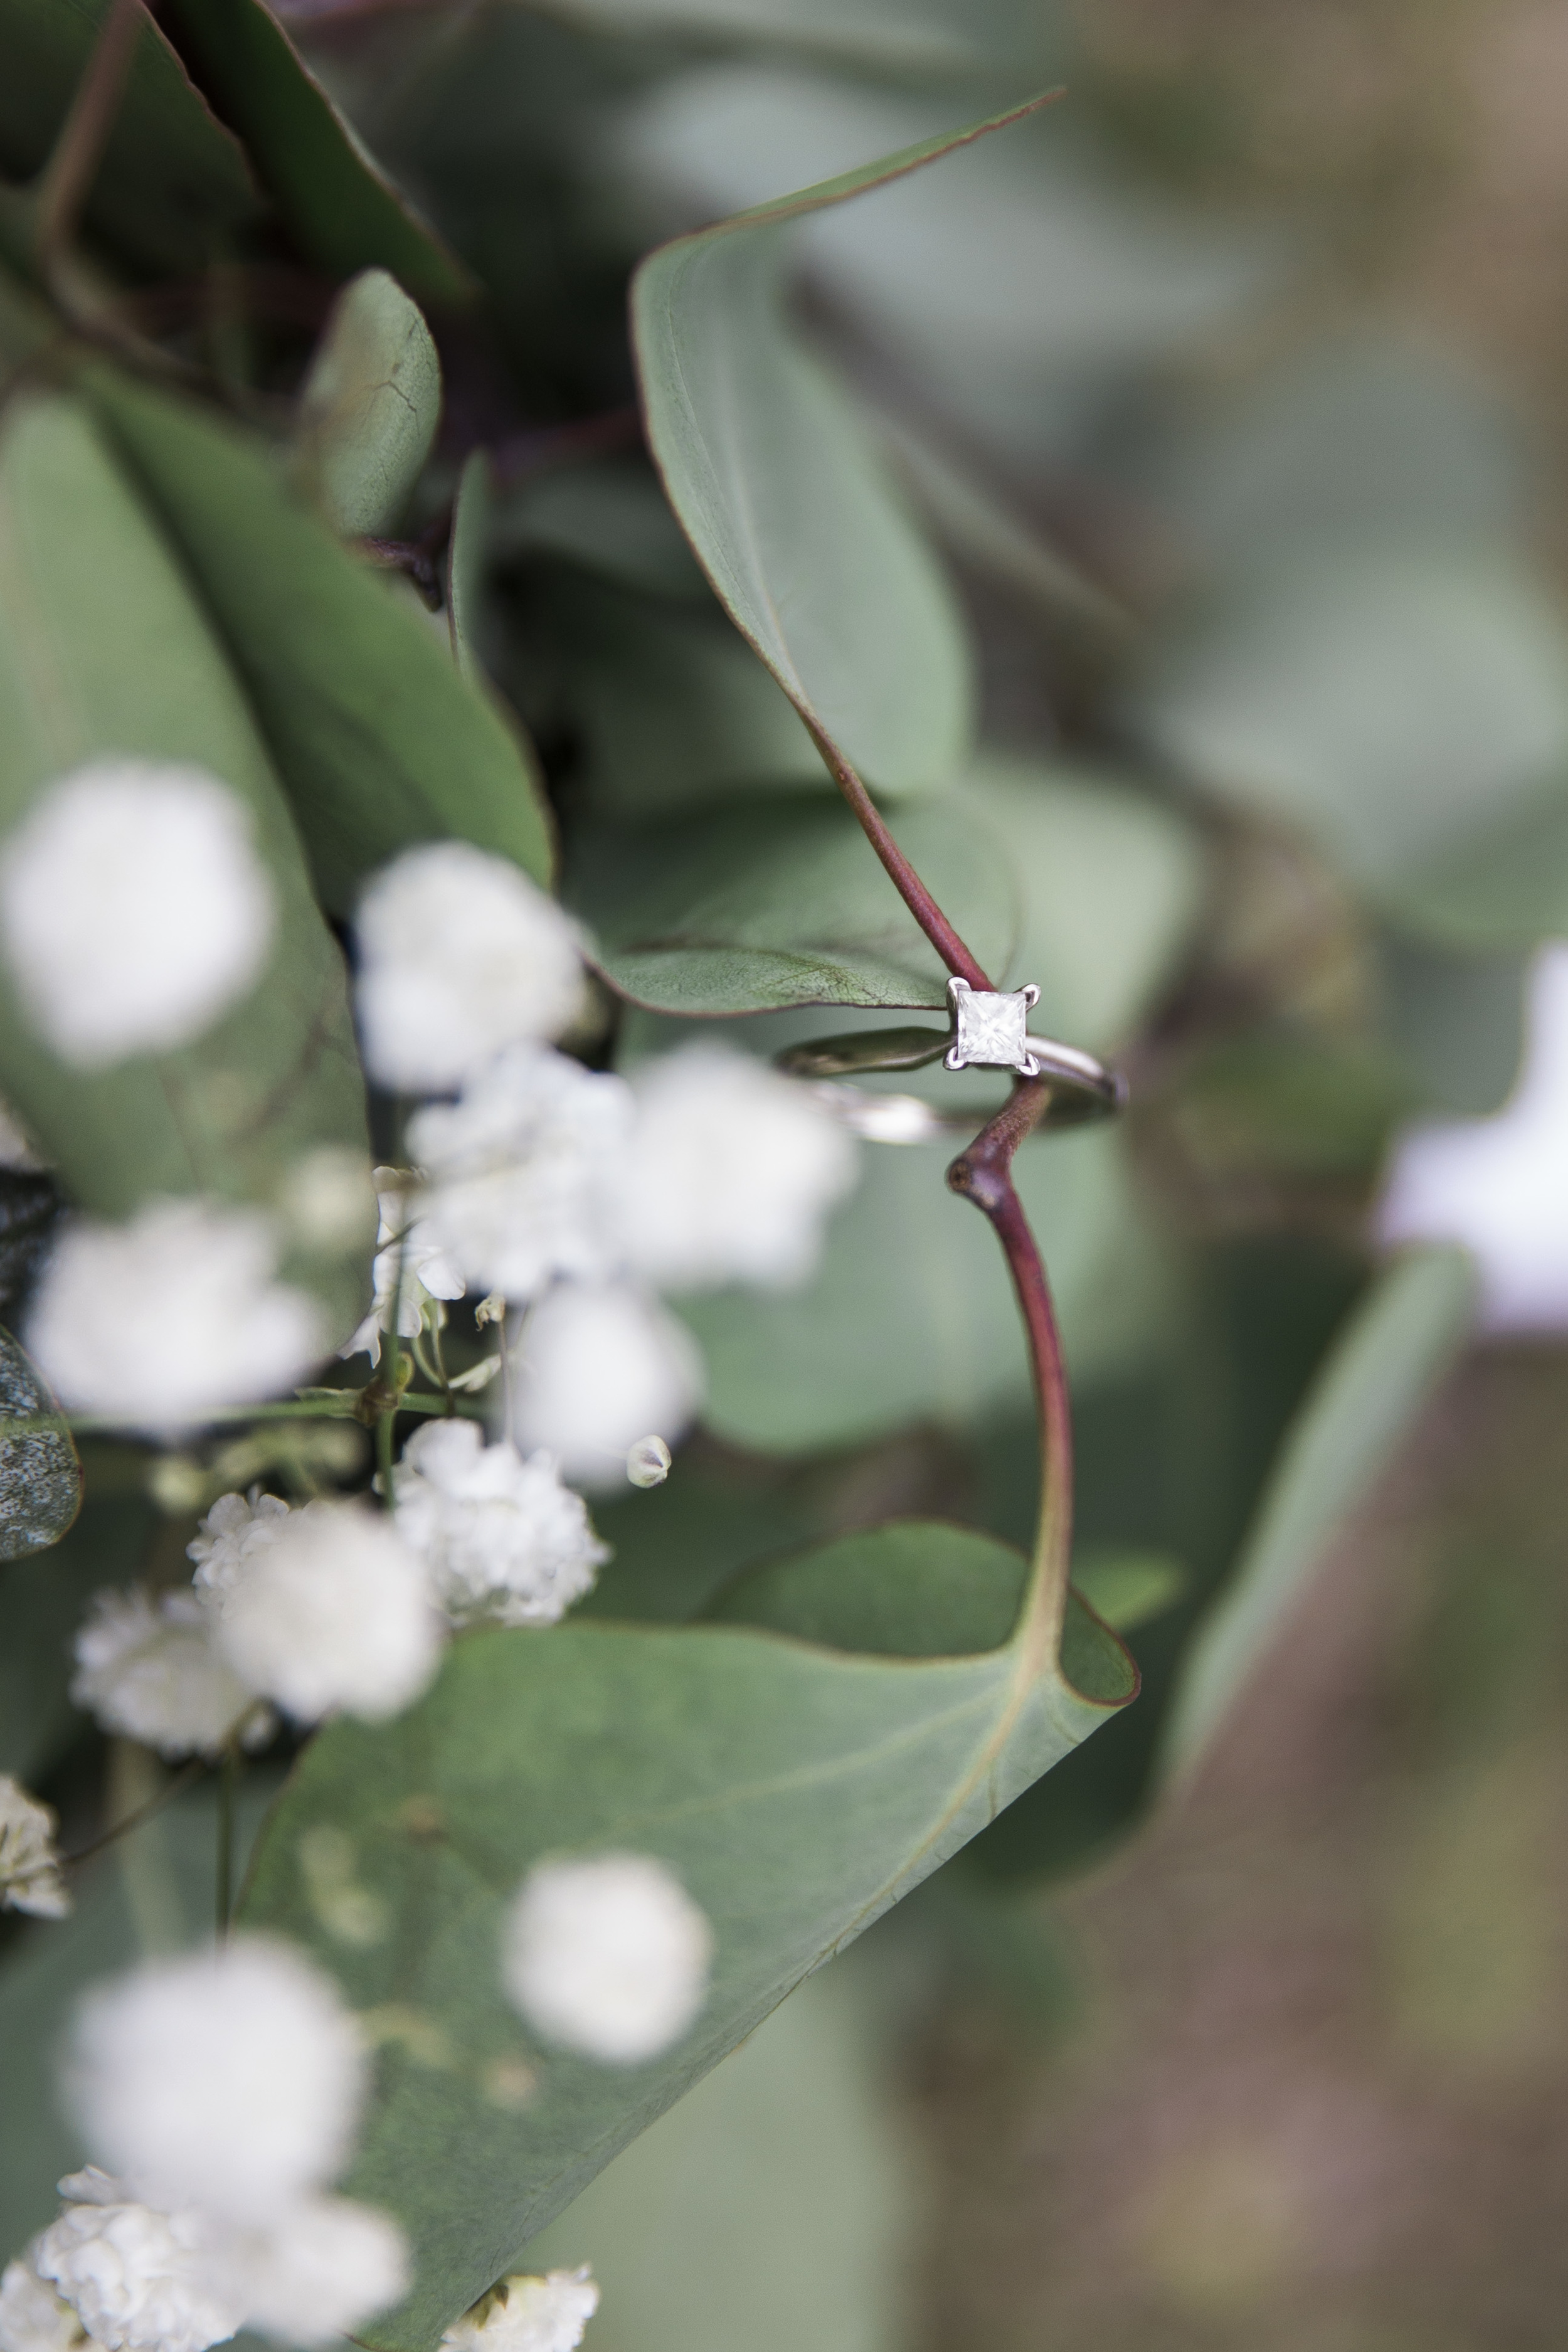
[0,1168,58,1318]
[445,452,490,684]
[1167,1029,1417,1181]
[507,0,1027,72]
[566,792,1017,1014]
[493,460,709,603]
[1073,1550,1187,1634]
[963,755,1205,1050]
[0,393,371,1337]
[581,1456,820,1626]
[516,1959,917,2352]
[292,269,442,539]
[1161,1246,1476,1781]
[1377,931,1528,1118]
[240,1523,1135,2346]
[90,368,554,912]
[550,571,828,819]
[1125,547,1568,948]
[631,97,1010,802]
[0,1486,153,1781]
[0,0,259,280]
[159,0,472,305]
[680,1126,1172,1453]
[0,1325,78,1561]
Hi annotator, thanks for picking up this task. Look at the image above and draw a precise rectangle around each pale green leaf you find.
[293,270,442,539]
[1160,1247,1476,1781]
[445,452,490,684]
[1073,1550,1187,1634]
[493,460,709,603]
[240,1522,1135,2346]
[0,1323,77,1561]
[0,393,372,1337]
[89,368,554,911]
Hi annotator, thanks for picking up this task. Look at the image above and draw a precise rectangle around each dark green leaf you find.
[0,393,371,1337]
[632,99,1030,798]
[292,270,442,540]
[445,452,490,685]
[159,0,472,305]
[493,460,709,603]
[1072,1550,1187,1634]
[566,793,1016,1015]
[240,1522,1135,2346]
[89,368,554,913]
[1160,1246,1476,1781]
[0,1323,78,1560]
[0,1485,153,1779]
[1377,931,1528,1117]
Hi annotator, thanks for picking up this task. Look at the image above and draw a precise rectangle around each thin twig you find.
[63,1755,206,1869]
[34,0,146,279]
[215,1742,238,1941]
[809,725,992,989]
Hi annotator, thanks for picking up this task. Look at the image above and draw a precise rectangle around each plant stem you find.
[34,0,144,275]
[946,1080,1073,1652]
[215,1742,238,1941]
[809,727,992,990]
[63,1754,206,1869]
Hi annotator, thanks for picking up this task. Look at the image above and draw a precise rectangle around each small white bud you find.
[625,1436,671,1489]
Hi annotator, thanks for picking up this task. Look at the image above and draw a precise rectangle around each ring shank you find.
[806,1034,1126,1144]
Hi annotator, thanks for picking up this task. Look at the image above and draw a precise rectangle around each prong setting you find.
[945,977,1042,1077]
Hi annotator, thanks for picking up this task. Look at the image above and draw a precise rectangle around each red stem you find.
[810,728,992,990]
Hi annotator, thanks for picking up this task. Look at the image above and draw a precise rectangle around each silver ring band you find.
[802,1036,1126,1145]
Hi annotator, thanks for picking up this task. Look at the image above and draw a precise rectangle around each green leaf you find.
[0,0,259,280]
[0,393,371,1337]
[548,571,830,820]
[1160,1246,1476,1781]
[88,367,554,912]
[158,0,473,306]
[1377,931,1527,1118]
[0,1483,153,1779]
[494,460,709,604]
[566,793,1016,1015]
[445,452,490,684]
[679,1123,1171,1453]
[1073,1550,1187,1634]
[630,98,1032,800]
[240,1521,1135,2346]
[0,1323,78,1560]
[292,270,442,539]
[1123,546,1568,949]
[505,0,1021,72]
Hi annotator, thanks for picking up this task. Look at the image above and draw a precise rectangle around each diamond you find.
[945,980,1039,1074]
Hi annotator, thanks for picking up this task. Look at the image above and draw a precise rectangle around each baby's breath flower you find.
[198,2198,407,2346]
[341,1170,465,1366]
[0,761,276,1069]
[204,1500,443,1725]
[33,2174,239,2352]
[501,1854,712,2064]
[440,2269,598,2352]
[624,1436,671,1490]
[70,1589,270,1761]
[0,1777,69,1920]
[65,1942,367,2226]
[26,1199,324,1430]
[616,1042,859,1292]
[354,843,586,1093]
[390,1421,607,1628]
[408,1049,630,1306]
[509,1282,701,1488]
[0,2254,82,2352]
[185,1490,293,1603]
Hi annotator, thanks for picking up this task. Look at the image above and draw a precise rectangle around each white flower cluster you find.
[502,1854,712,2065]
[440,2269,598,2352]
[4,1939,406,2352]
[346,840,860,1486]
[72,1492,442,1757]
[389,1421,608,1627]
[0,1777,69,1920]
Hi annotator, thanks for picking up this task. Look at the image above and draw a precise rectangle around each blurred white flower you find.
[33,2173,239,2352]
[204,1500,443,1724]
[26,1199,324,1429]
[615,1044,859,1291]
[0,1777,69,1920]
[501,1853,712,2063]
[65,1942,366,2225]
[1379,943,1568,1329]
[409,1049,630,1305]
[71,1589,270,1760]
[341,1170,466,1365]
[0,762,276,1069]
[440,2269,598,2352]
[355,843,586,1093]
[391,1421,607,1627]
[276,1150,378,1259]
[0,2254,82,2352]
[509,1281,702,1488]
[186,1490,294,1603]
[625,1435,671,1489]
[198,2197,407,2346]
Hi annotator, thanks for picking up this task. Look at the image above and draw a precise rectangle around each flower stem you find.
[63,1754,206,1869]
[946,1079,1073,1651]
[33,0,144,277]
[809,728,992,989]
[215,1742,238,1942]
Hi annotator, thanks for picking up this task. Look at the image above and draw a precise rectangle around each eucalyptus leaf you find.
[89,369,554,911]
[1160,1246,1476,1782]
[1377,931,1528,1118]
[492,460,709,603]
[0,1323,77,1560]
[159,0,472,305]
[0,0,258,280]
[632,97,1012,801]
[445,453,490,684]
[566,792,1017,1015]
[0,393,371,1337]
[293,270,442,540]
[240,1521,1135,2346]
[1073,1550,1187,1634]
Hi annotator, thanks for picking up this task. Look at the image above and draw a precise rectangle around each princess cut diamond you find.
[945,979,1039,1075]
